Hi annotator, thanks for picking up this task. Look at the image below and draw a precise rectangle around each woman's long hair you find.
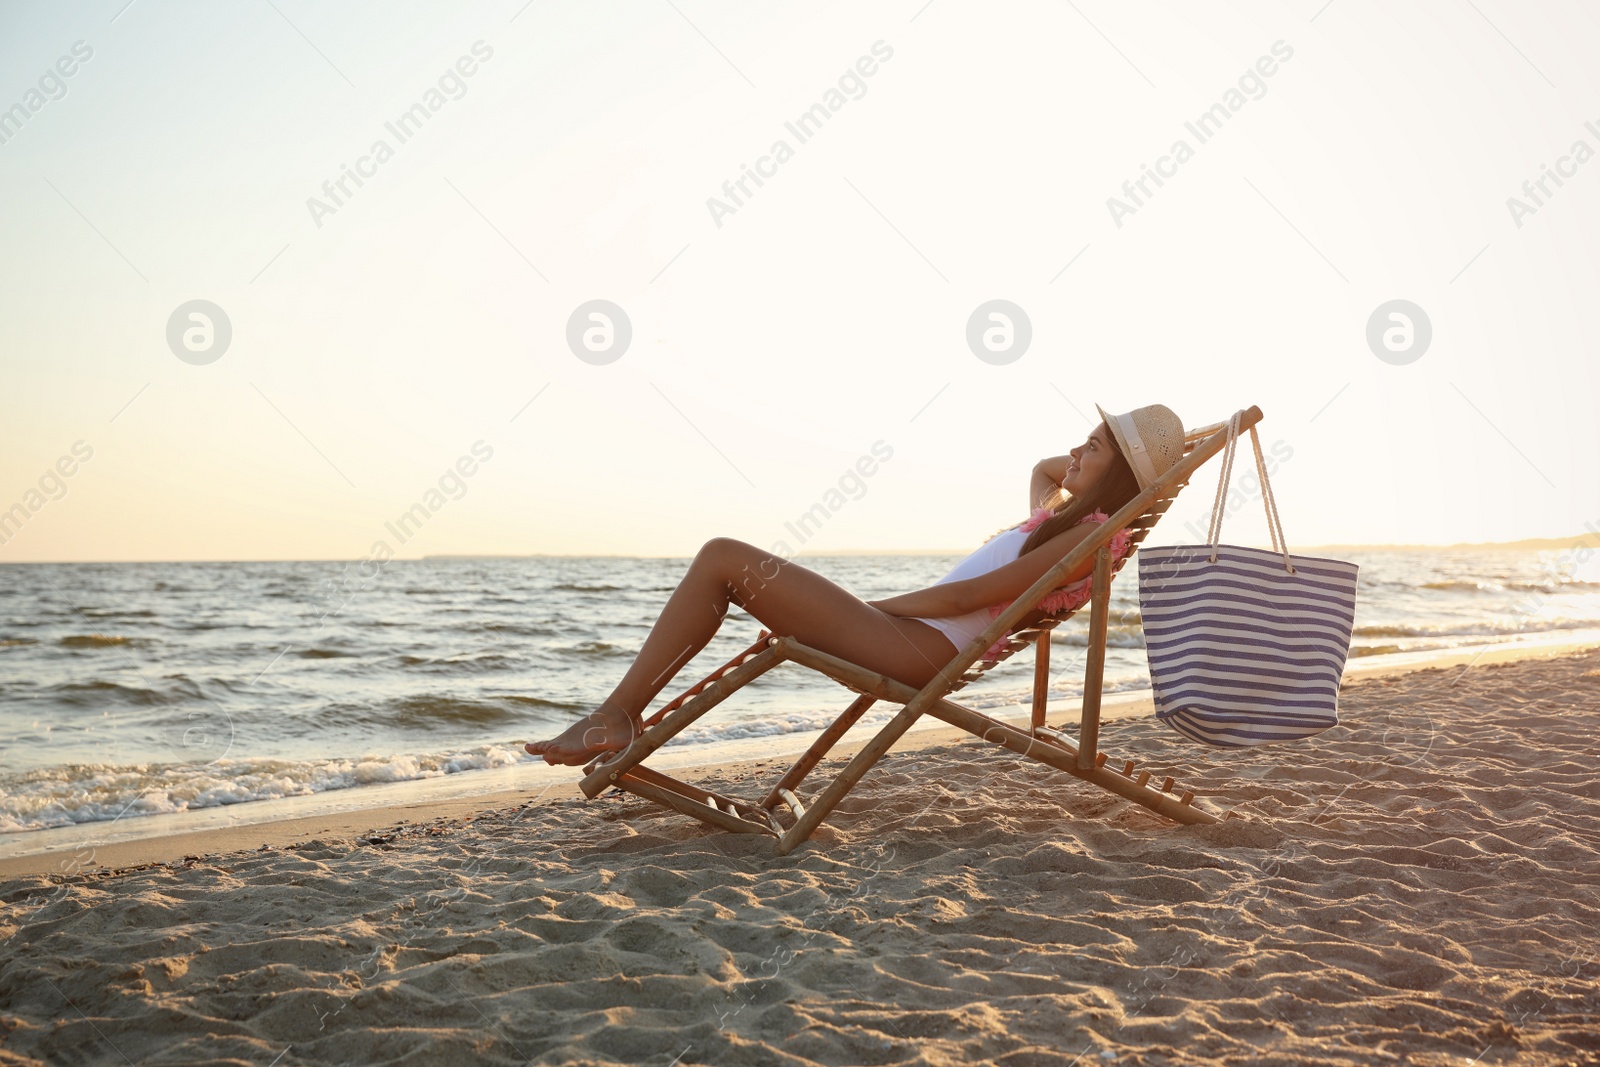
[1014,429,1143,557]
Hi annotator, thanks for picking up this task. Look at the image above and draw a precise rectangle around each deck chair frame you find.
[577,406,1264,852]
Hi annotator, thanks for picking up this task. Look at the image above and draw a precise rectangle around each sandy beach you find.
[9,2,1600,1062]
[4,645,1599,1066]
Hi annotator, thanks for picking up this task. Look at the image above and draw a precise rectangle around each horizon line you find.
[1,530,1596,565]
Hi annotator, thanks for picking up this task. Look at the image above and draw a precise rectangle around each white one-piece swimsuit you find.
[906,526,1032,653]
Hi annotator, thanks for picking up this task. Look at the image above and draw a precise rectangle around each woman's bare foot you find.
[524,703,642,766]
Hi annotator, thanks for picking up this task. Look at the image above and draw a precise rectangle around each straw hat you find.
[1094,402,1184,490]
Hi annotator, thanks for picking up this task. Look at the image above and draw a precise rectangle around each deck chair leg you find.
[762,693,876,811]
[1030,629,1050,735]
[1077,547,1113,771]
[776,698,926,855]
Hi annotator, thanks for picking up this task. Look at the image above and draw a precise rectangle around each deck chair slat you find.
[615,774,774,836]
[1034,724,1070,745]
[777,787,807,817]
[604,762,774,834]
[641,632,776,729]
[580,643,788,798]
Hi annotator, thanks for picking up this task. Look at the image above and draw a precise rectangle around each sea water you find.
[2,548,1597,837]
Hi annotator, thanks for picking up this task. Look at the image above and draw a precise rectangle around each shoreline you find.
[4,631,1596,880]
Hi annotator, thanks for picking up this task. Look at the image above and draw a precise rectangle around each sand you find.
[3,647,1599,1066]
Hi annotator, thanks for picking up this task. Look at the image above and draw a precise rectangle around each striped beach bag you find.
[1137,412,1359,747]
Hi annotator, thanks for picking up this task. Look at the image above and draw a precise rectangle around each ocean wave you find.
[386,695,526,728]
[1049,626,1147,650]
[551,640,629,658]
[672,706,902,746]
[1354,617,1600,639]
[59,634,139,648]
[394,652,523,674]
[47,678,200,708]
[462,621,558,638]
[504,694,588,713]
[1503,579,1600,593]
[1416,577,1600,594]
[299,647,355,659]
[0,745,528,834]
[0,638,39,648]
[549,582,625,593]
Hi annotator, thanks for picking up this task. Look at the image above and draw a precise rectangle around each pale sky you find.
[2,0,1597,562]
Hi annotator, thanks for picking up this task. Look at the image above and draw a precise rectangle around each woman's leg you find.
[525,537,958,765]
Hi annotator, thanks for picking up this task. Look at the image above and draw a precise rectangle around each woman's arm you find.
[872,521,1098,619]
[1031,457,1072,510]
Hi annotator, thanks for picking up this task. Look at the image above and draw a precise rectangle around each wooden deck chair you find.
[577,407,1265,852]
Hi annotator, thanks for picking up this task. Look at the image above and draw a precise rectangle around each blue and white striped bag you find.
[1137,415,1359,747]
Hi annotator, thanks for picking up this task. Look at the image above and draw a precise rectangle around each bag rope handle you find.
[1205,410,1242,554]
[1205,409,1296,574]
[1248,421,1295,573]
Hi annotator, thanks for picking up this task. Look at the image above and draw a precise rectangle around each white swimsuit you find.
[904,510,1132,657]
[907,527,1032,653]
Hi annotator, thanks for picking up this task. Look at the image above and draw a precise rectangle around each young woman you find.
[525,402,1184,766]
